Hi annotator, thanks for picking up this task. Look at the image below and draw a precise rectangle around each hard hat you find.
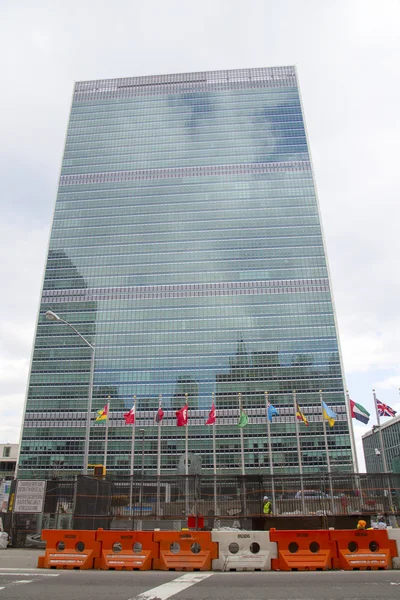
[263,496,269,501]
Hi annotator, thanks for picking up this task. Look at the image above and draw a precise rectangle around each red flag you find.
[176,404,188,426]
[155,407,164,423]
[123,405,135,425]
[376,399,397,418]
[206,403,216,425]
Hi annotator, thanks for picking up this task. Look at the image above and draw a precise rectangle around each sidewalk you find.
[0,548,43,569]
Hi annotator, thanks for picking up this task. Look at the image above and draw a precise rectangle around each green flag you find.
[238,411,249,428]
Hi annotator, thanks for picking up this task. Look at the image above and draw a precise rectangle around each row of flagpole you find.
[94,389,398,480]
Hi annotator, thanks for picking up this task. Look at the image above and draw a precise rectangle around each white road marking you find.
[131,572,214,600]
[0,579,34,594]
[0,572,59,577]
[0,568,39,571]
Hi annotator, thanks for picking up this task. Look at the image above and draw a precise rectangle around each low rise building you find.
[362,415,400,472]
[0,443,18,479]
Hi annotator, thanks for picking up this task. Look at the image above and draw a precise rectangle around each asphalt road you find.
[0,567,400,600]
[0,550,400,599]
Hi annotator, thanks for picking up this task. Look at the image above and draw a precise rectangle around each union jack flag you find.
[376,399,397,418]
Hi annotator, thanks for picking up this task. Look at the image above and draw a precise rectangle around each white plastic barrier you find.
[0,532,8,549]
[211,530,277,571]
[387,528,400,569]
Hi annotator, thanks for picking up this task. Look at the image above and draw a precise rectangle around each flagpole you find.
[156,395,162,518]
[373,390,395,515]
[239,393,245,475]
[157,395,162,477]
[238,392,247,516]
[320,390,335,514]
[345,389,359,473]
[265,392,275,514]
[293,390,303,475]
[103,396,110,469]
[293,390,305,514]
[320,391,331,474]
[129,396,136,519]
[212,393,217,476]
[185,393,189,476]
[130,397,137,476]
[346,390,362,506]
[373,389,389,472]
[185,393,189,516]
[212,392,217,519]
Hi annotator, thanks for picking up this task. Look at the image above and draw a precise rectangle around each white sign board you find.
[14,480,47,514]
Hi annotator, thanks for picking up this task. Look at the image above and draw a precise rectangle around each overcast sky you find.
[1,0,399,471]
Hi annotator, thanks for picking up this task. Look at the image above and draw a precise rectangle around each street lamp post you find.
[45,310,95,476]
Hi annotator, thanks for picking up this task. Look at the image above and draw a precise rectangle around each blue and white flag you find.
[267,403,279,422]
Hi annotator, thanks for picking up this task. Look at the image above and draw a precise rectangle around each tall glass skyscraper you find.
[18,67,355,478]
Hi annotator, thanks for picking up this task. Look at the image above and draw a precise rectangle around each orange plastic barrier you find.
[330,529,398,570]
[94,530,159,570]
[270,529,335,571]
[38,530,101,570]
[153,530,218,571]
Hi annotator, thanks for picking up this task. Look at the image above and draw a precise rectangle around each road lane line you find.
[0,572,59,577]
[131,572,214,600]
[0,568,39,571]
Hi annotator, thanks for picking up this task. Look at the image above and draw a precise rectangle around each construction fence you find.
[2,472,400,546]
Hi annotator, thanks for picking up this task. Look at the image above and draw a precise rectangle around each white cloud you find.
[0,224,47,442]
[0,393,26,444]
[339,322,400,374]
[31,30,52,52]
[0,358,29,388]
[375,376,400,391]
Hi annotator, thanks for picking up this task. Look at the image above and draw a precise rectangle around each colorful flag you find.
[123,404,135,425]
[322,401,337,427]
[155,406,164,423]
[206,402,216,425]
[267,402,279,422]
[296,403,309,426]
[350,400,370,424]
[238,410,249,428]
[176,404,188,426]
[376,399,397,418]
[96,404,108,422]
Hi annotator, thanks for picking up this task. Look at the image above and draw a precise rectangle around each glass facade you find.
[18,67,354,478]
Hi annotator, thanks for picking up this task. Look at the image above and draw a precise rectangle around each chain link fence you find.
[3,472,399,546]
